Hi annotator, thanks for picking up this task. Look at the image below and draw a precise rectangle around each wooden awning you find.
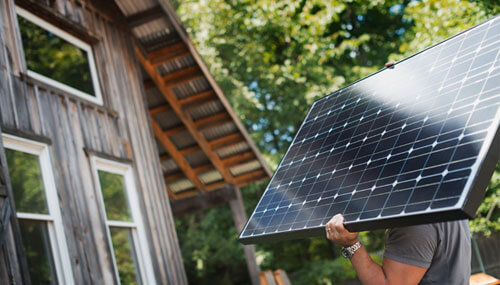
[113,0,271,207]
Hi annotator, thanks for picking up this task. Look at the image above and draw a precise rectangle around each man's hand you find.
[325,214,359,247]
[325,214,427,285]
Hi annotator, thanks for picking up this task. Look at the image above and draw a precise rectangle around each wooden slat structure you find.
[111,0,272,206]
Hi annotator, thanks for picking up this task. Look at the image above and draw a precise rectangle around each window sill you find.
[20,72,119,118]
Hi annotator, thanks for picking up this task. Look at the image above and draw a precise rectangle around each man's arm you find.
[326,214,427,285]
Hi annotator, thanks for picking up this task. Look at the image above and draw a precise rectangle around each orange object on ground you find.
[470,273,500,285]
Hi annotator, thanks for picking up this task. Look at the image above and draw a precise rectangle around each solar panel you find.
[239,16,500,244]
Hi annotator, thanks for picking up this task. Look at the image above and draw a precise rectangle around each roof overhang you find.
[111,0,271,204]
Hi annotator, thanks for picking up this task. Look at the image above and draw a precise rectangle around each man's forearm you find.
[349,246,388,285]
[326,215,427,284]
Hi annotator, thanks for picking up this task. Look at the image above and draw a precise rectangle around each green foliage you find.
[5,148,48,214]
[172,0,500,283]
[110,228,140,284]
[359,229,386,252]
[98,170,132,222]
[175,205,250,285]
[18,220,56,284]
[389,0,492,61]
[293,257,356,285]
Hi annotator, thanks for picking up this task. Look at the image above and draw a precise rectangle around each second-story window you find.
[16,7,103,105]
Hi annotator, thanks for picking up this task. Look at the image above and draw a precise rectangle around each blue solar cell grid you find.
[240,16,500,244]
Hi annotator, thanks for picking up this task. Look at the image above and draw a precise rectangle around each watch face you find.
[341,248,351,258]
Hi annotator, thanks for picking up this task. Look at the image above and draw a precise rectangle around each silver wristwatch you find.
[341,241,362,259]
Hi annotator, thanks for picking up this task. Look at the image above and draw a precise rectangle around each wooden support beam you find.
[208,133,244,149]
[148,42,187,63]
[179,90,214,106]
[229,186,261,285]
[150,117,205,192]
[235,169,266,184]
[149,104,171,115]
[183,98,220,111]
[191,151,255,174]
[164,125,186,136]
[136,47,236,186]
[166,187,178,199]
[223,151,255,167]
[152,51,190,67]
[193,112,230,128]
[164,72,203,88]
[193,164,213,173]
[126,5,164,28]
[198,118,232,131]
[179,145,200,155]
[205,180,226,191]
[162,65,199,83]
[171,188,199,200]
[164,172,185,183]
[163,133,244,163]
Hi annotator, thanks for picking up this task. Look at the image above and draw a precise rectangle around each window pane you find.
[5,148,49,214]
[17,15,96,96]
[98,170,132,222]
[110,227,141,285]
[19,219,57,285]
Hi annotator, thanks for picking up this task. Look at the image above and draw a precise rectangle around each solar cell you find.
[239,16,500,244]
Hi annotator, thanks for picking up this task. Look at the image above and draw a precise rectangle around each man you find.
[326,214,471,284]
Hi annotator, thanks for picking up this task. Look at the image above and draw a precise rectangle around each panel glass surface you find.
[240,16,500,242]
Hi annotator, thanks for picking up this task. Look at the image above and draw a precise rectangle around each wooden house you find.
[0,0,270,284]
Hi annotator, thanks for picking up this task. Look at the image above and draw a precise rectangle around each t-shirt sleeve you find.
[383,224,438,268]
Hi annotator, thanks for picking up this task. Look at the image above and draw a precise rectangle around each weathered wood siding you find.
[0,0,187,284]
[0,126,30,285]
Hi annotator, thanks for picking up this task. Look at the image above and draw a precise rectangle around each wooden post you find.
[229,185,260,285]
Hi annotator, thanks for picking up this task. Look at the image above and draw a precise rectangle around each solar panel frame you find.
[239,16,500,244]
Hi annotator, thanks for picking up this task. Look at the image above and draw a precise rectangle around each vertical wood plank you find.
[61,96,115,284]
[33,85,47,135]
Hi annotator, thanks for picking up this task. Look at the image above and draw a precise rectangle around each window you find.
[16,7,103,105]
[91,158,156,285]
[3,135,74,284]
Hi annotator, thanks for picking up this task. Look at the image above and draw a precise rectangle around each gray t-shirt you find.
[384,220,471,284]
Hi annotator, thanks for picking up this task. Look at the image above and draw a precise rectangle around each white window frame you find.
[15,6,103,105]
[2,134,74,284]
[90,157,156,285]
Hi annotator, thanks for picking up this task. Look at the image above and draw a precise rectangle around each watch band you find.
[341,241,362,258]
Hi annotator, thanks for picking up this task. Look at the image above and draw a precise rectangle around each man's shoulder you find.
[387,220,470,244]
[389,220,469,233]
[388,222,437,235]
